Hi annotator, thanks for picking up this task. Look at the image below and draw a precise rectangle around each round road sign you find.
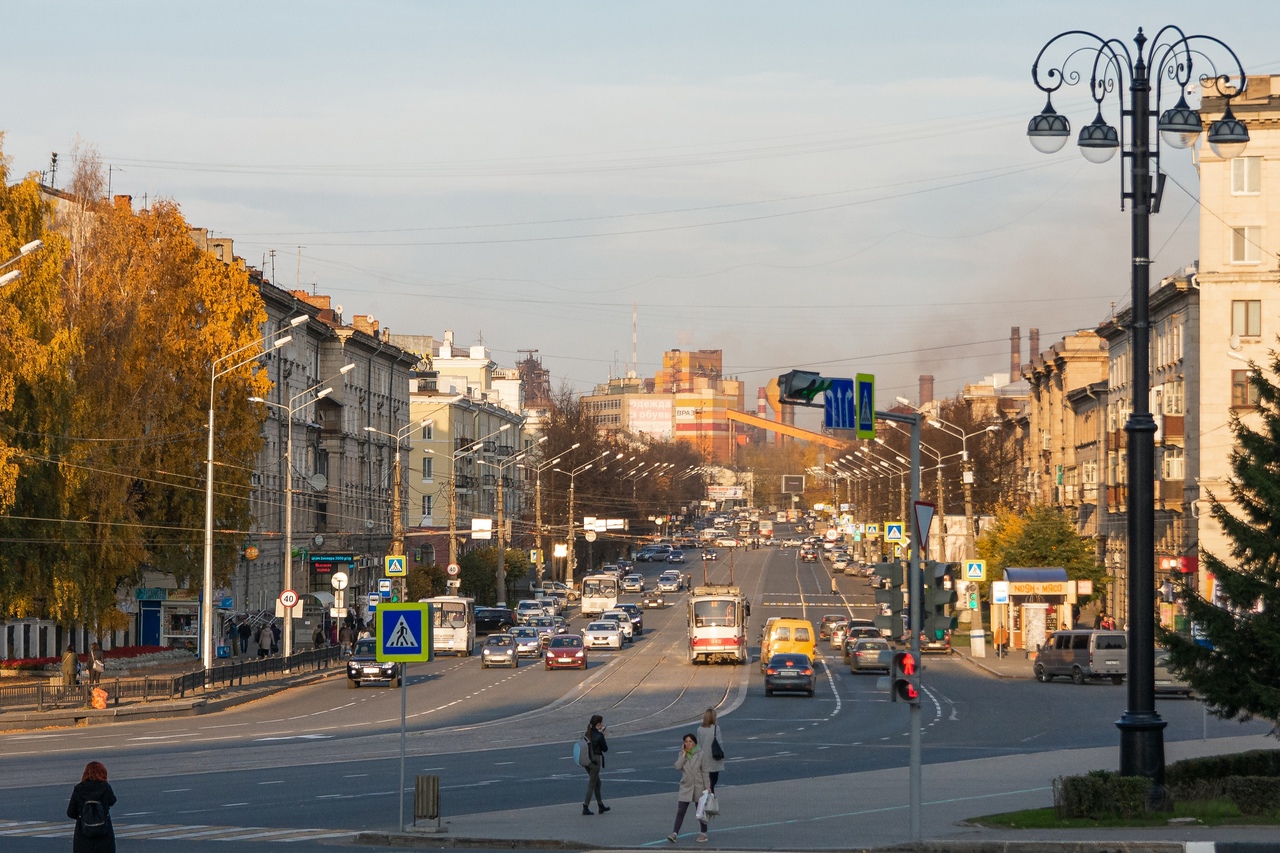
[279,589,300,608]
[330,571,349,591]
[825,528,840,541]
[244,545,260,561]
[584,530,598,542]
[446,563,460,577]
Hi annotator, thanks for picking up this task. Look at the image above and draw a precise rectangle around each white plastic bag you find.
[696,789,718,820]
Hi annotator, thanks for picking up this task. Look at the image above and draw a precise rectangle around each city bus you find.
[420,595,476,656]
[579,574,620,617]
[687,585,749,664]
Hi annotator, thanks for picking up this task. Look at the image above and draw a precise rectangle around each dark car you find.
[480,634,518,669]
[920,630,952,655]
[764,653,815,697]
[545,635,587,670]
[702,549,719,562]
[346,638,399,688]
[641,589,667,609]
[800,549,819,563]
[475,607,517,635]
[817,614,846,641]
[614,602,645,634]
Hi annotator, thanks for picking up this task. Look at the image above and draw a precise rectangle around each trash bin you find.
[414,775,440,825]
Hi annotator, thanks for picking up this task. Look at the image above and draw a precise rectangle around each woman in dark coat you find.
[67,760,116,853]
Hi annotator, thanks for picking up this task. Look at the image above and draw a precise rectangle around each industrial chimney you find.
[918,375,934,407]
[757,387,768,417]
[1029,328,1040,364]
[1010,326,1021,382]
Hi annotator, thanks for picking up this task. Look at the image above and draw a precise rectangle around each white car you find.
[657,573,682,593]
[833,556,851,571]
[715,537,739,547]
[782,538,802,547]
[582,620,624,650]
[621,574,644,593]
[601,609,635,642]
[515,600,546,624]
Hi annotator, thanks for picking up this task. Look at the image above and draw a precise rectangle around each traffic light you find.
[967,586,979,611]
[778,370,831,407]
[873,561,904,586]
[891,650,920,704]
[923,561,957,638]
[873,561,905,636]
[389,578,404,603]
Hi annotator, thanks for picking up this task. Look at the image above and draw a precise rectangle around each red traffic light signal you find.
[892,651,920,705]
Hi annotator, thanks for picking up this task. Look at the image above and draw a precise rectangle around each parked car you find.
[582,620,624,650]
[850,638,892,673]
[474,607,517,635]
[833,556,851,572]
[764,653,816,697]
[614,602,645,634]
[641,589,667,609]
[1154,649,1194,697]
[545,635,587,670]
[480,634,518,669]
[346,638,399,688]
[538,581,579,603]
[1033,629,1126,684]
[601,609,635,642]
[508,626,544,658]
[621,574,645,593]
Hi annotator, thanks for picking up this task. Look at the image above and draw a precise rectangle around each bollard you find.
[413,774,442,830]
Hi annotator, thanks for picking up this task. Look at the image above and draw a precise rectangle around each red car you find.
[545,635,588,670]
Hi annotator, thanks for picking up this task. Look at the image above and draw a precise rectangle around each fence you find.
[0,645,342,711]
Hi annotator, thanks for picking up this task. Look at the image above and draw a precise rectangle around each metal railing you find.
[0,645,342,711]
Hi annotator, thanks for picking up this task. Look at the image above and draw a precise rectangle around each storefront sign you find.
[1008,582,1067,596]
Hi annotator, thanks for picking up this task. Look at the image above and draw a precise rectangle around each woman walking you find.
[667,732,711,844]
[67,760,117,852]
[87,643,105,685]
[695,708,724,793]
[581,714,610,815]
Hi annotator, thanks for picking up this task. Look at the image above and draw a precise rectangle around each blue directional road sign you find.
[376,603,433,663]
[856,373,875,439]
[824,378,856,430]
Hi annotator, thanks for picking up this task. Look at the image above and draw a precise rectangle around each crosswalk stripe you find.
[0,819,353,843]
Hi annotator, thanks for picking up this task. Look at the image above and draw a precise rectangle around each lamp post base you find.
[1116,710,1168,784]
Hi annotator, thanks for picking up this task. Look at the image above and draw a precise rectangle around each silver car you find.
[850,638,891,673]
[582,620,624,650]
[508,626,544,658]
[601,609,635,642]
[480,634,518,669]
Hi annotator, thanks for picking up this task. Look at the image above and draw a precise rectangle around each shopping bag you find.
[703,791,720,816]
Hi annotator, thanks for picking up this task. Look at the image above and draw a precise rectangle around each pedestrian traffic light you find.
[389,578,404,603]
[891,650,920,704]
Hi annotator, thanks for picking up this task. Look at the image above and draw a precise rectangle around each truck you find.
[686,584,749,665]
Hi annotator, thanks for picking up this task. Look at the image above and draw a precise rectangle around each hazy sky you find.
[6,1,1280,406]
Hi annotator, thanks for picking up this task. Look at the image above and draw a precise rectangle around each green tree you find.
[975,505,1104,600]
[458,547,532,606]
[1158,353,1280,726]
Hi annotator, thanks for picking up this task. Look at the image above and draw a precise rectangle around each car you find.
[842,627,884,663]
[346,638,400,688]
[657,573,682,593]
[764,653,816,697]
[818,614,846,642]
[1154,650,1194,697]
[480,634,518,669]
[781,537,801,547]
[830,621,850,649]
[641,590,667,609]
[539,581,580,603]
[601,609,635,642]
[668,550,686,564]
[582,620,624,650]
[921,630,953,655]
[833,556,851,572]
[702,549,719,562]
[515,600,547,625]
[616,560,634,572]
[614,602,644,634]
[474,607,516,635]
[850,638,892,673]
[545,634,588,670]
[508,626,544,658]
[800,549,819,563]
[715,537,739,547]
[621,574,645,593]
[526,616,561,646]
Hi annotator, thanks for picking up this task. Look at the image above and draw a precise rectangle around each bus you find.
[579,574,620,617]
[687,585,749,665]
[420,595,476,656]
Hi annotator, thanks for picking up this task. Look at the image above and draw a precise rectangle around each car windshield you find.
[769,654,810,668]
[432,601,470,628]
[693,599,740,627]
[353,639,377,655]
[486,636,513,647]
[603,612,629,623]
[511,628,537,638]
[551,636,582,648]
[587,622,617,631]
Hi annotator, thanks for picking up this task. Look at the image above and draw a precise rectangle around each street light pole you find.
[202,315,305,670]
[448,422,513,573]
[1028,25,1249,786]
[364,417,430,557]
[531,442,577,586]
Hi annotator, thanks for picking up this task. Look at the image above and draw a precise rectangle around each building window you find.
[1231,226,1261,264]
[421,495,433,517]
[1162,380,1184,415]
[422,457,433,480]
[1162,446,1185,480]
[1232,370,1260,408]
[1082,460,1098,485]
[1232,299,1261,338]
[1231,156,1261,195]
[421,422,434,441]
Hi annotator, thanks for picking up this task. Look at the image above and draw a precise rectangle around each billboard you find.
[628,397,673,439]
[781,475,805,494]
[707,485,745,500]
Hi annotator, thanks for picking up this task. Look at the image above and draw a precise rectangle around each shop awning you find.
[1003,567,1068,583]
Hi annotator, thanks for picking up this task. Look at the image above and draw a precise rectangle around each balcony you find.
[454,437,473,452]
[496,445,515,457]
[1162,416,1185,438]
[1159,479,1185,509]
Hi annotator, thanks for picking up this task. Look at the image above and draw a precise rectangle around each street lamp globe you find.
[1027,98,1071,154]
[1157,96,1203,149]
[1077,112,1120,163]
[1207,105,1250,159]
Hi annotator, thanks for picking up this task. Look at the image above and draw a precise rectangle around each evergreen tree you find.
[1158,353,1280,726]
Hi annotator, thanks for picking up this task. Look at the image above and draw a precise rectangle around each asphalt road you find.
[1,529,1268,851]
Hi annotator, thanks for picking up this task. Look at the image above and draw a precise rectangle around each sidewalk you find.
[951,638,1033,679]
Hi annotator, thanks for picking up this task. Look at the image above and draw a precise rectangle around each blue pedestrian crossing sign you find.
[823,378,856,431]
[855,373,875,439]
[965,560,987,581]
[884,522,905,543]
[376,603,433,662]
[385,555,406,576]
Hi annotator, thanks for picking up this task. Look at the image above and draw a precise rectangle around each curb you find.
[354,831,592,850]
[349,839,1272,853]
[953,653,1023,680]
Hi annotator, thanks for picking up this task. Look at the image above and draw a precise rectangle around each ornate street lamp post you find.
[1028,25,1248,787]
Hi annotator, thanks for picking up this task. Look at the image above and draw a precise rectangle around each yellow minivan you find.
[761,618,816,667]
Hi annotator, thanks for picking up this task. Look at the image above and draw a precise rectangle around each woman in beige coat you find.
[667,733,711,843]
[695,708,725,793]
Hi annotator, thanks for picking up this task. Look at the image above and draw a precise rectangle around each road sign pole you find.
[399,661,407,832]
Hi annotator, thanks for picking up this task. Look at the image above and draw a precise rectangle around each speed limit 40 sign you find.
[279,589,299,608]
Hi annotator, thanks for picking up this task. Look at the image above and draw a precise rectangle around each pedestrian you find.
[329,621,338,646]
[993,625,1009,658]
[88,642,105,685]
[338,623,354,656]
[257,622,273,658]
[313,625,325,650]
[271,621,282,654]
[237,620,251,654]
[62,644,79,687]
[695,708,724,793]
[581,714,610,815]
[357,622,372,640]
[830,575,839,595]
[667,732,711,844]
[67,760,116,852]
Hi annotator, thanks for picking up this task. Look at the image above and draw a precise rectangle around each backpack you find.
[574,736,594,768]
[80,799,109,838]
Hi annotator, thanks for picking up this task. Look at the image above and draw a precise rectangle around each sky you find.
[5,1,1280,408]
